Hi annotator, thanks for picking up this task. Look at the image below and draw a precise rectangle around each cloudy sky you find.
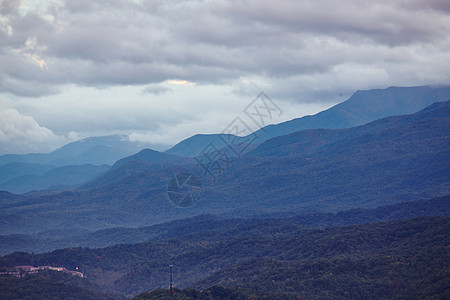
[1,0,449,154]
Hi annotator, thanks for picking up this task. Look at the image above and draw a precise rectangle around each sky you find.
[0,0,449,154]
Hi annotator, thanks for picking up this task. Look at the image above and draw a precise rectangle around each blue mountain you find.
[165,134,241,157]
[1,99,448,235]
[0,164,110,194]
[165,85,450,157]
[0,135,162,166]
[0,135,166,193]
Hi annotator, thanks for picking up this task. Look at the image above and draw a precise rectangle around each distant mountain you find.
[166,85,450,157]
[248,99,450,158]
[0,164,110,194]
[0,194,448,255]
[112,148,182,168]
[0,162,52,185]
[0,135,165,193]
[165,134,243,157]
[81,149,188,190]
[253,85,450,141]
[0,100,448,235]
[0,135,163,166]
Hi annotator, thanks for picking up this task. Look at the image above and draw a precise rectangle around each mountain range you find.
[0,135,159,166]
[1,98,448,236]
[1,85,449,194]
[0,135,166,193]
[165,85,450,157]
[0,164,110,194]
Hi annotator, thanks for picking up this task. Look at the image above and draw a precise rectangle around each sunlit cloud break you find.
[167,80,196,86]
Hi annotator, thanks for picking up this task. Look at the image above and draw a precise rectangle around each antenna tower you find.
[169,264,174,300]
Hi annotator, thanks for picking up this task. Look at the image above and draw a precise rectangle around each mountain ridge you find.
[0,194,448,255]
[0,100,448,235]
[166,85,450,157]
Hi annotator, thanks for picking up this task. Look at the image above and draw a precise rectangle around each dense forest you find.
[133,286,302,300]
[0,270,124,300]
[1,216,448,298]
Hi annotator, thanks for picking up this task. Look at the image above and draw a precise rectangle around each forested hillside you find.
[1,216,448,297]
[1,194,449,255]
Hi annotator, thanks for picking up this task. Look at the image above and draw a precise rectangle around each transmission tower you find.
[169,264,174,300]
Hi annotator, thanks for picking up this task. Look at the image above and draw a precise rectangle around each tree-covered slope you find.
[1,217,448,297]
[0,194,448,255]
[0,270,124,300]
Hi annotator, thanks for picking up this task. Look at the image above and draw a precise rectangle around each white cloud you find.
[0,107,69,154]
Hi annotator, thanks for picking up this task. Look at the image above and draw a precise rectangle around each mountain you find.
[248,99,450,158]
[165,134,243,157]
[252,84,450,141]
[81,149,188,190]
[112,148,183,168]
[165,85,450,157]
[0,100,448,236]
[0,162,53,185]
[0,135,165,193]
[0,135,164,167]
[0,194,448,255]
[0,164,110,194]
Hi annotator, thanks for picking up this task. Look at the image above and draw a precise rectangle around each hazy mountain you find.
[0,135,165,193]
[0,135,164,166]
[248,99,450,158]
[0,164,110,194]
[165,85,450,157]
[165,134,243,157]
[0,194,448,255]
[253,84,450,141]
[80,149,189,190]
[0,100,448,235]
[0,162,53,185]
[112,148,183,168]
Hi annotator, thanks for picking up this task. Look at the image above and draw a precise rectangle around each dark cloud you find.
[0,0,449,98]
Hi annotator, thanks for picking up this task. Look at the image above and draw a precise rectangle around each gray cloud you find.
[0,0,449,153]
[142,84,172,95]
[0,0,448,98]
